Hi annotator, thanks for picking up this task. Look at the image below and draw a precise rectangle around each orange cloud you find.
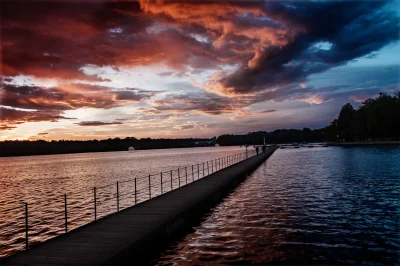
[0,83,156,130]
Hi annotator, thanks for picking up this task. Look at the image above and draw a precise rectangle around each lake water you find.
[0,146,245,258]
[154,146,400,265]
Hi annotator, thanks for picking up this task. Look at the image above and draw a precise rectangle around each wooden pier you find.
[1,147,277,266]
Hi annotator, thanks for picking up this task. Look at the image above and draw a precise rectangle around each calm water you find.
[0,146,245,258]
[155,146,400,265]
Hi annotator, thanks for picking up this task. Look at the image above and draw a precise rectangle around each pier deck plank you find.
[2,148,277,266]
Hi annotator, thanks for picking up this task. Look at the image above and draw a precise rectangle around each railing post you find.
[134,178,137,205]
[192,165,194,182]
[64,194,68,233]
[94,187,97,221]
[148,175,151,199]
[24,202,28,250]
[161,172,163,194]
[185,167,188,184]
[211,160,214,173]
[207,161,209,175]
[170,170,173,190]
[197,164,200,180]
[203,163,205,177]
[178,168,181,187]
[117,182,120,212]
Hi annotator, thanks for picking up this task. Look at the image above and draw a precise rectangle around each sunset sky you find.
[1,0,399,140]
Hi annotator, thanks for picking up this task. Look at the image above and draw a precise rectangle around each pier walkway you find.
[2,147,277,266]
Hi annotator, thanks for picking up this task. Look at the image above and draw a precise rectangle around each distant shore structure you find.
[215,144,220,147]
[129,146,135,152]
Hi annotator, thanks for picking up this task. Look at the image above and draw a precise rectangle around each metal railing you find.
[0,149,257,258]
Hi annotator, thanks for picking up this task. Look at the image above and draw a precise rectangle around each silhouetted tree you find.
[337,103,356,141]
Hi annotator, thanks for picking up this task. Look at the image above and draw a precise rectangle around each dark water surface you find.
[154,146,400,265]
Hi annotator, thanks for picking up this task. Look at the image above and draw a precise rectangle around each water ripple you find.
[155,146,400,265]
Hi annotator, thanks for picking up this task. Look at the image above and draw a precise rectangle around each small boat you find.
[128,146,135,152]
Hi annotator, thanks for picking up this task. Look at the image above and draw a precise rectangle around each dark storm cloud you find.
[75,121,123,126]
[1,1,153,80]
[0,83,156,127]
[0,125,17,131]
[258,109,276,114]
[114,89,157,101]
[1,84,74,111]
[0,84,155,111]
[180,124,195,130]
[152,92,254,115]
[214,0,399,96]
[0,107,75,130]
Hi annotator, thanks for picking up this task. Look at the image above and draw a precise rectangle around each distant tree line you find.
[1,92,399,157]
[0,137,213,157]
[216,128,327,146]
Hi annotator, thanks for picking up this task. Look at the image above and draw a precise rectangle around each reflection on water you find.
[0,146,244,258]
[155,146,400,265]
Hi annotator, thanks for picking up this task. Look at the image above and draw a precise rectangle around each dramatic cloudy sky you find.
[0,0,399,140]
